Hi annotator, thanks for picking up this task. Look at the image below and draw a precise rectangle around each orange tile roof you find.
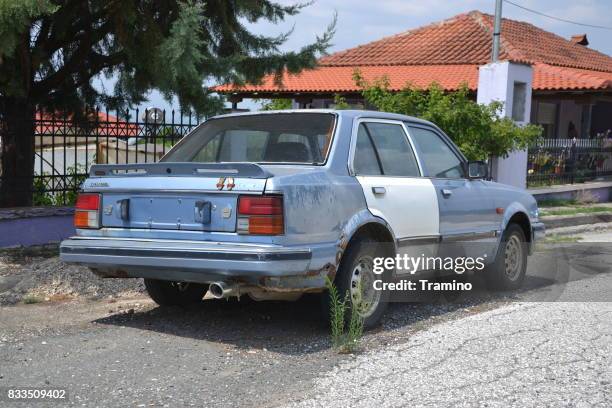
[214,10,612,94]
[533,64,612,91]
[215,65,479,93]
[35,111,140,137]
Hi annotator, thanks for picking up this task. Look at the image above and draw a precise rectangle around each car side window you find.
[353,124,382,175]
[365,122,420,177]
[408,126,465,178]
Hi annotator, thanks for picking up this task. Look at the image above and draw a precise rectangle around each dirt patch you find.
[0,255,144,305]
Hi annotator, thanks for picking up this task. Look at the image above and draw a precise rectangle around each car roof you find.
[210,109,434,127]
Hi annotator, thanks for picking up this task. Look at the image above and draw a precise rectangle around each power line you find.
[504,0,612,31]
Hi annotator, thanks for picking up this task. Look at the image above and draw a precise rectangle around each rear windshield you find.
[162,113,336,164]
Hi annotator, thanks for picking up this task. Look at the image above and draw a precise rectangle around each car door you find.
[351,119,440,268]
[406,125,498,255]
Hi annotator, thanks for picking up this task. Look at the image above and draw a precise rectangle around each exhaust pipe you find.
[209,281,237,299]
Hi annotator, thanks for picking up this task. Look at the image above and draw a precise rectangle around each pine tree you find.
[0,0,334,206]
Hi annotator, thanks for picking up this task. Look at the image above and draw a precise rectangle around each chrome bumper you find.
[60,236,317,283]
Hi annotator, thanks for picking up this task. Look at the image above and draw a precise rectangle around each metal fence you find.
[527,138,612,188]
[12,108,201,206]
[6,110,612,205]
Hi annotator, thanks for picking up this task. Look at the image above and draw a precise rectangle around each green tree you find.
[259,98,293,110]
[332,94,349,110]
[354,72,542,161]
[0,0,335,207]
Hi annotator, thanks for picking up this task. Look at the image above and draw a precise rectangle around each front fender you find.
[501,202,532,232]
[495,202,534,258]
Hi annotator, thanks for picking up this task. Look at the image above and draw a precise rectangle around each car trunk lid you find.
[84,163,269,232]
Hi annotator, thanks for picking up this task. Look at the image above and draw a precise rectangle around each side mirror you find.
[468,161,488,179]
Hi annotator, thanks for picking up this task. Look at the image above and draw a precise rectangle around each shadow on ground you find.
[93,244,611,354]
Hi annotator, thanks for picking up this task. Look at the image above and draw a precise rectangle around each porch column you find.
[580,103,593,138]
[477,61,533,189]
[228,95,242,111]
[294,96,313,109]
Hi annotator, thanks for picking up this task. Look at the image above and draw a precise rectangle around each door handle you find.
[372,186,386,195]
[441,189,453,197]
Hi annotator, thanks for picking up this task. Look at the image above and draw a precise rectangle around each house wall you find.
[591,101,612,137]
[476,62,533,189]
[558,99,585,138]
[530,97,611,139]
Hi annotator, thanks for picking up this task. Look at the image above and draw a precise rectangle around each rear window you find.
[162,113,336,164]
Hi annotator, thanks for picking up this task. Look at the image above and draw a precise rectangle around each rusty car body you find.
[60,110,544,325]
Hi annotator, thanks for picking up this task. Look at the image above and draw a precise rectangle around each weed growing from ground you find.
[325,277,364,353]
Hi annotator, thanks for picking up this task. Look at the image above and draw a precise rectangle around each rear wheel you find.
[144,279,208,306]
[485,224,528,291]
[321,237,390,329]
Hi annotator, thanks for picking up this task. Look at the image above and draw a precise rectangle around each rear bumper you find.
[60,237,330,286]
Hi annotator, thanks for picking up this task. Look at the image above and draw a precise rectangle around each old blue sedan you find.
[61,110,544,327]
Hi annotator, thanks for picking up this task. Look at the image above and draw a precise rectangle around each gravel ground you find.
[0,268,610,407]
[0,293,503,407]
[0,232,611,406]
[0,254,144,305]
[288,299,612,408]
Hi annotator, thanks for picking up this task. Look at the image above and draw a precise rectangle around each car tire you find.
[144,279,208,306]
[485,223,528,291]
[321,237,391,330]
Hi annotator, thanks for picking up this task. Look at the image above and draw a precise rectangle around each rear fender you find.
[335,209,397,268]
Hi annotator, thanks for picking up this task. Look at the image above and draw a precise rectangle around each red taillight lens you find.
[74,193,100,229]
[76,194,100,210]
[238,196,283,215]
[237,196,283,235]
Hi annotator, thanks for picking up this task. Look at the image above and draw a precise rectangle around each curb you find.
[0,243,60,259]
[541,213,612,229]
[544,222,612,237]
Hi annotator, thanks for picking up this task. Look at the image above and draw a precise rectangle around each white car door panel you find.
[351,120,440,271]
[357,176,439,239]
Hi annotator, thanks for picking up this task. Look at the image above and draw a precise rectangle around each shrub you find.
[258,98,293,111]
[354,72,542,161]
[33,164,87,206]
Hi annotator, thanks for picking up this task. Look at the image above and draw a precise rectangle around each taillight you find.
[74,193,100,229]
[237,196,283,235]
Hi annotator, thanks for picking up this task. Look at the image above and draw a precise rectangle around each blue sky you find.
[139,0,612,112]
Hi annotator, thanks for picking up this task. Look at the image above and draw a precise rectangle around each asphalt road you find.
[291,299,611,408]
[0,237,611,407]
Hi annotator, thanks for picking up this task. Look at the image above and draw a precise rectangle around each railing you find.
[527,138,612,188]
[2,107,201,206]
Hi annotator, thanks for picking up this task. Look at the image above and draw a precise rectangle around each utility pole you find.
[492,0,503,62]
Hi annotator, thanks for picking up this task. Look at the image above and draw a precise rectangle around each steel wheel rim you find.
[504,235,523,281]
[350,256,381,319]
